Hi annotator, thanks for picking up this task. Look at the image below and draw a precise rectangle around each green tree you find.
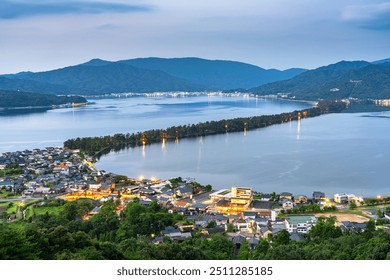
[275,230,290,245]
[308,217,342,242]
[253,238,270,259]
[237,240,250,260]
[205,184,212,192]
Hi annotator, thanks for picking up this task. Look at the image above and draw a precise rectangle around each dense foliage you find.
[0,200,389,260]
[64,100,346,156]
[0,90,86,108]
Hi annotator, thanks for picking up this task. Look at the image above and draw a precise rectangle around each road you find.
[0,196,45,203]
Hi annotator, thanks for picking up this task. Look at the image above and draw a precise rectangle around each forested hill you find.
[250,61,390,100]
[0,90,87,108]
[1,62,206,95]
[0,57,306,95]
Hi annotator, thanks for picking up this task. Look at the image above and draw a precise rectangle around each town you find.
[1,146,389,252]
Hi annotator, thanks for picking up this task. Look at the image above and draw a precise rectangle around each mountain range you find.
[0,57,389,100]
[0,58,306,95]
[249,60,390,100]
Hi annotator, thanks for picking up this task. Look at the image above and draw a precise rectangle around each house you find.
[215,214,228,225]
[294,195,308,204]
[189,203,207,213]
[33,187,51,196]
[271,224,287,237]
[242,211,257,220]
[139,188,156,196]
[334,193,348,203]
[259,194,272,201]
[334,193,362,204]
[0,181,14,190]
[258,225,273,239]
[51,183,66,194]
[176,207,188,215]
[157,196,170,206]
[282,199,294,210]
[88,182,101,190]
[123,185,141,195]
[279,192,293,200]
[235,218,248,231]
[227,214,240,224]
[178,223,194,232]
[161,226,178,237]
[150,183,166,193]
[313,191,325,202]
[255,217,269,227]
[248,236,259,250]
[340,221,368,232]
[203,226,225,236]
[251,200,275,211]
[176,187,193,198]
[285,215,317,234]
[230,234,246,246]
[175,200,189,208]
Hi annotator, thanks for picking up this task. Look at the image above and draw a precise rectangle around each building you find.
[340,221,368,232]
[209,189,231,201]
[334,193,348,203]
[285,215,317,234]
[279,192,293,200]
[334,193,362,204]
[259,194,272,201]
[282,200,294,210]
[230,187,253,206]
[294,195,308,204]
[313,191,325,202]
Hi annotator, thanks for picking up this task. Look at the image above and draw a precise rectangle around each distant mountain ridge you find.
[4,62,204,94]
[0,57,307,95]
[250,60,390,100]
[116,57,307,90]
[1,57,389,100]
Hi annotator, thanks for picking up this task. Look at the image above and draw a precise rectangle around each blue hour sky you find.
[0,0,389,74]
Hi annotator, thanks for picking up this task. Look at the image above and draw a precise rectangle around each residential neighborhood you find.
[1,147,389,251]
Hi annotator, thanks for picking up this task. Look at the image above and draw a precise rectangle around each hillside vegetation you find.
[0,57,306,95]
[251,61,390,100]
[0,90,86,108]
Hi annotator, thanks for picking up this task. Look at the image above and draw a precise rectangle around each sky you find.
[0,0,389,74]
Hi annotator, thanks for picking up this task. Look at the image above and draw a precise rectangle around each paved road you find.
[0,197,45,202]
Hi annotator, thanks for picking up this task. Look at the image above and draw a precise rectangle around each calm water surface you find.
[96,112,390,197]
[2,95,388,197]
[0,95,309,152]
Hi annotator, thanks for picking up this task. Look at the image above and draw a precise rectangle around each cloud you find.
[0,0,152,19]
[341,2,390,30]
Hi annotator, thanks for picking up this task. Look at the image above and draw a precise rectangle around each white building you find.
[334,193,363,204]
[285,216,317,234]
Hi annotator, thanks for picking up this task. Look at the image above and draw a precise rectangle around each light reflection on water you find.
[0,95,310,152]
[96,112,390,197]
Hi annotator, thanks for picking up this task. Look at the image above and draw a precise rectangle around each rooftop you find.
[287,215,317,224]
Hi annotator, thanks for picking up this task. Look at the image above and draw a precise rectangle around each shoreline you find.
[0,102,88,111]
